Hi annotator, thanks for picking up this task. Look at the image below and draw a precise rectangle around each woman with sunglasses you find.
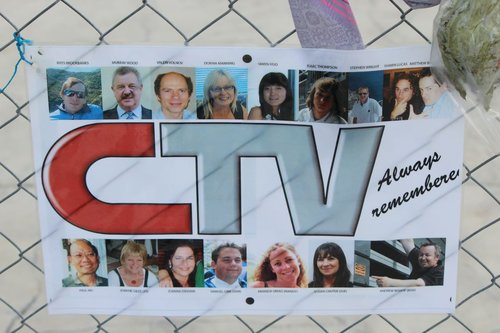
[50,77,103,120]
[197,69,248,120]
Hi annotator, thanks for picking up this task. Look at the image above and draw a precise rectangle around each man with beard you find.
[62,239,108,287]
[372,239,444,287]
[104,66,152,119]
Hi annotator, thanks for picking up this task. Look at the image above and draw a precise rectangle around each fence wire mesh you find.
[0,0,498,332]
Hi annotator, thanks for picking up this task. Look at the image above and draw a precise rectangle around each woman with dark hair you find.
[308,242,353,288]
[251,242,307,288]
[249,72,293,120]
[382,72,424,121]
[158,241,197,287]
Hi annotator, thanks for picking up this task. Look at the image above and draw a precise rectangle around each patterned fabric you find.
[288,0,364,50]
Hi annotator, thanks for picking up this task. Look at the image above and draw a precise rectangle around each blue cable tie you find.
[0,32,33,94]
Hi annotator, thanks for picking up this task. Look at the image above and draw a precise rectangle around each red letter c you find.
[42,123,191,234]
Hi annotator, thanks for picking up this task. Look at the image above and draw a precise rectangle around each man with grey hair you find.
[104,66,152,119]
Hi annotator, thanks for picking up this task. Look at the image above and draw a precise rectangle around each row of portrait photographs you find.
[62,237,445,289]
[47,65,460,122]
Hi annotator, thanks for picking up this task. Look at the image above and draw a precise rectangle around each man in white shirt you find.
[204,243,246,288]
[350,86,382,123]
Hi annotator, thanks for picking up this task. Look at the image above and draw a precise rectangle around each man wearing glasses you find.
[62,239,108,287]
[104,66,152,120]
[350,86,382,123]
[50,77,103,120]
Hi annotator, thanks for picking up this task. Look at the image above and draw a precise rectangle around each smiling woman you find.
[197,69,248,120]
[251,242,307,288]
[309,242,353,288]
[107,240,158,288]
[248,72,294,121]
[157,240,200,288]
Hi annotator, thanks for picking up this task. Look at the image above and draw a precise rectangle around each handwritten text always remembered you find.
[372,152,460,217]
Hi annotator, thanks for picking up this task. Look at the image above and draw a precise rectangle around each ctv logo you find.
[42,123,383,236]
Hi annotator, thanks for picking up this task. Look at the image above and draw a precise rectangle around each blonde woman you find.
[197,69,248,119]
[108,241,158,287]
[252,242,307,288]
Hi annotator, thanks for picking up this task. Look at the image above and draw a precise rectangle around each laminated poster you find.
[25,45,464,316]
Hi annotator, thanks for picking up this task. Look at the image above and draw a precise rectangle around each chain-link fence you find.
[0,0,498,332]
